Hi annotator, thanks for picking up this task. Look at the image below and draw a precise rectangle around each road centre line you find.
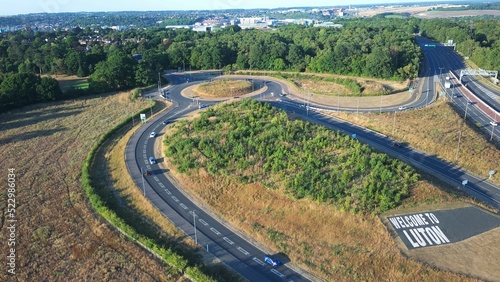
[271,269,285,278]
[223,237,234,245]
[210,227,221,235]
[237,247,249,255]
[253,257,266,266]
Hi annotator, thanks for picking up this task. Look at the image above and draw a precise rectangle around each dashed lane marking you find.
[223,237,234,245]
[237,247,249,255]
[172,196,179,202]
[271,269,285,278]
[210,228,221,235]
[199,219,209,226]
[253,257,265,266]
[180,203,188,210]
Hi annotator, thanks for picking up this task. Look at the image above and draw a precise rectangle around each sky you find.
[0,0,436,16]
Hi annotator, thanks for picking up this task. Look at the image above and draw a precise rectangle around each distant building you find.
[314,22,343,28]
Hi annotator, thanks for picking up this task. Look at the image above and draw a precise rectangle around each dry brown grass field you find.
[191,80,251,98]
[162,162,480,281]
[418,10,500,19]
[290,77,390,97]
[0,93,181,281]
[159,103,488,281]
[326,100,499,186]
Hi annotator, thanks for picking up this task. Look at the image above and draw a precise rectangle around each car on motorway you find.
[279,93,286,97]
[264,256,280,267]
[149,132,156,138]
[391,141,402,148]
[162,120,169,125]
[491,121,498,127]
[398,106,407,110]
[199,104,207,109]
[452,94,459,98]
[143,169,153,176]
[149,157,156,165]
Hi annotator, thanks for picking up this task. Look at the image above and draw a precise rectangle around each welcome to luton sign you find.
[387,206,500,250]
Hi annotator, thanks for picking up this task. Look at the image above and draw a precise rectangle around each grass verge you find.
[81,100,239,281]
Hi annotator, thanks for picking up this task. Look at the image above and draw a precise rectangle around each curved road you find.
[125,39,500,281]
[126,75,312,282]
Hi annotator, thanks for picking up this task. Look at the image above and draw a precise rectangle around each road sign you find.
[409,87,413,93]
[489,170,495,179]
[140,114,146,122]
[462,179,468,186]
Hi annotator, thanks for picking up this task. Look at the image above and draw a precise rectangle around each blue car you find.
[264,256,280,267]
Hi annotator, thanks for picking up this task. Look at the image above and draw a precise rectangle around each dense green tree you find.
[36,77,63,101]
[89,51,137,92]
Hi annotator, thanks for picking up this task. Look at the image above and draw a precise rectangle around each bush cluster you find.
[165,99,419,213]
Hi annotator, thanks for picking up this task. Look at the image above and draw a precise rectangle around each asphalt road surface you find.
[125,37,500,280]
[126,76,312,282]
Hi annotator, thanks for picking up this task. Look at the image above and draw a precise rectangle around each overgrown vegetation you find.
[165,99,419,213]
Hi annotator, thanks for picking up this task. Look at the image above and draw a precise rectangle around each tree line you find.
[1,16,498,110]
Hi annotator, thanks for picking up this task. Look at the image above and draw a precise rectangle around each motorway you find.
[415,36,500,140]
[125,38,500,281]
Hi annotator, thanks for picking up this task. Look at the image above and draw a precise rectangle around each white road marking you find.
[163,188,170,194]
[159,183,165,188]
[223,237,234,245]
[153,176,159,181]
[253,257,266,266]
[237,247,249,255]
[172,196,179,202]
[210,228,221,235]
[271,269,285,278]
[143,154,147,159]
[180,203,188,210]
[199,219,209,226]
[143,149,146,154]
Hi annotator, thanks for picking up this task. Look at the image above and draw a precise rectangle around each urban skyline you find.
[1,0,450,16]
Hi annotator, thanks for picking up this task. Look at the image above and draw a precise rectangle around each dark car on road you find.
[264,256,280,267]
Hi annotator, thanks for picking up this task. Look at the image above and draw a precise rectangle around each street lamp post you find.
[337,93,340,112]
[379,95,383,113]
[426,88,430,106]
[140,167,145,196]
[158,72,161,96]
[455,101,472,162]
[392,111,397,136]
[491,112,498,141]
[193,210,198,245]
